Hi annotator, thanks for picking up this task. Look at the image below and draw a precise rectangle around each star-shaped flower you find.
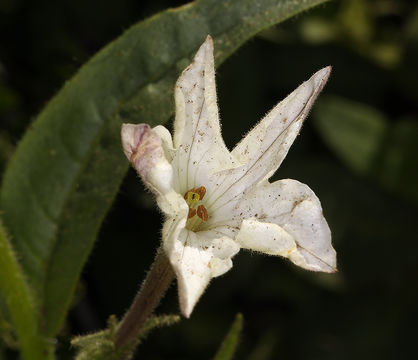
[121,36,336,317]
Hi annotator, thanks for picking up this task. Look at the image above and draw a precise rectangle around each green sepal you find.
[72,314,180,360]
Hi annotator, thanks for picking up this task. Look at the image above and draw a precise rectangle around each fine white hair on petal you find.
[210,178,336,273]
[123,35,336,318]
[282,198,336,272]
[235,218,297,256]
[204,67,331,212]
[121,123,185,216]
[166,226,240,317]
[152,125,176,162]
[171,35,240,195]
[121,123,167,189]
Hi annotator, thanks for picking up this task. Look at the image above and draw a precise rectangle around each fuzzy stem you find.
[115,247,175,349]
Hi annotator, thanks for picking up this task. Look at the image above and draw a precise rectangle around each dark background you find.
[1,0,417,359]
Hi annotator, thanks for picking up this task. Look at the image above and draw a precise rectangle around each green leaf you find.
[0,220,53,360]
[378,118,418,204]
[314,95,388,175]
[214,313,244,360]
[0,0,329,338]
[314,95,418,205]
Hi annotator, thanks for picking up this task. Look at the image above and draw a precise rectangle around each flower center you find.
[184,186,208,231]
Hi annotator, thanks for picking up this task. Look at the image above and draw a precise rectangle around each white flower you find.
[121,36,336,317]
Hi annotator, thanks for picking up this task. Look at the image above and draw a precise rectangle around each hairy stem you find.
[115,247,175,349]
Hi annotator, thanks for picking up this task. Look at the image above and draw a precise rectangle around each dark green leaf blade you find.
[314,95,418,205]
[214,313,244,360]
[0,0,329,337]
[377,119,418,204]
[314,95,388,175]
[0,220,53,359]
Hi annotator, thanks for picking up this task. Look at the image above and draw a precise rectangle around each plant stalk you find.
[114,247,175,349]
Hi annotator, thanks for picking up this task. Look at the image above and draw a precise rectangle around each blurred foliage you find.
[314,96,388,175]
[314,96,418,205]
[213,313,243,360]
[0,0,417,359]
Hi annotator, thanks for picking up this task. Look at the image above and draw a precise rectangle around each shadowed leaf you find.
[213,313,244,360]
[314,95,418,205]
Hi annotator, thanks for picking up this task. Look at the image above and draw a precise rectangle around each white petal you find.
[156,190,189,219]
[163,225,239,317]
[210,179,336,273]
[282,197,336,272]
[171,36,238,194]
[236,218,296,256]
[197,230,240,277]
[152,125,176,162]
[204,67,331,211]
[121,123,173,195]
[233,67,331,172]
[122,123,189,219]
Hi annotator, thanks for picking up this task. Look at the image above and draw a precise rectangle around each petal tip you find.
[120,123,151,160]
[322,262,338,274]
[317,65,332,76]
[181,306,192,318]
[312,66,332,89]
[202,35,214,55]
[179,294,195,318]
[205,34,213,45]
[323,260,338,274]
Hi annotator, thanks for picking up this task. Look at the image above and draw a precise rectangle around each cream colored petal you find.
[121,123,189,219]
[164,226,239,317]
[282,197,336,272]
[197,230,240,277]
[156,190,189,219]
[171,36,238,194]
[205,67,331,212]
[121,123,173,195]
[210,179,336,273]
[152,125,175,162]
[236,218,296,256]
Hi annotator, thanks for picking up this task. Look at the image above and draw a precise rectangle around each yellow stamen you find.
[184,186,209,227]
[185,190,200,207]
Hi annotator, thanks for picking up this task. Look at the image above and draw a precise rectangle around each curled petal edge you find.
[236,217,336,273]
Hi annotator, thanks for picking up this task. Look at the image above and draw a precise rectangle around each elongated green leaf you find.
[378,119,418,203]
[0,220,53,360]
[314,95,418,204]
[0,0,329,337]
[314,95,388,174]
[214,313,244,360]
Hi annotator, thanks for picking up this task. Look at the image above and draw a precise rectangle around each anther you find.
[195,186,206,200]
[197,205,209,222]
[188,208,197,219]
[184,186,209,224]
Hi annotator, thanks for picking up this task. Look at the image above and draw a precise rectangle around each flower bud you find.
[121,123,173,195]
